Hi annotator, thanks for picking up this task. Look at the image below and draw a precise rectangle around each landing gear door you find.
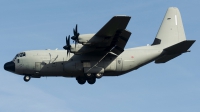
[116,58,123,71]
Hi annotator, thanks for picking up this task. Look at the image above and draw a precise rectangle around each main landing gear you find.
[24,75,31,82]
[76,77,86,85]
[76,73,103,85]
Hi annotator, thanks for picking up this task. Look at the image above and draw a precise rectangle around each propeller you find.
[71,24,79,47]
[63,35,71,56]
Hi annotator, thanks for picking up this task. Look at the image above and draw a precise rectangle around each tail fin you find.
[152,7,186,47]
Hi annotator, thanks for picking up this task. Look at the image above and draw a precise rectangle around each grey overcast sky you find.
[0,0,199,112]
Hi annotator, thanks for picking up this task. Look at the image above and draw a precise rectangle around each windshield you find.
[13,52,26,61]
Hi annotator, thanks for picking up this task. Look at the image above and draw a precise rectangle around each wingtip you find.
[114,15,131,18]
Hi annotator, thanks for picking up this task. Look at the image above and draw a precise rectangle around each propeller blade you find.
[76,24,79,37]
[75,24,77,33]
[65,36,68,45]
[67,35,70,46]
[73,28,75,36]
[63,35,71,57]
[67,50,69,56]
[75,41,77,49]
[71,24,79,41]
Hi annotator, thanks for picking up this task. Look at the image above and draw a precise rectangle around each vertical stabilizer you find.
[152,7,186,47]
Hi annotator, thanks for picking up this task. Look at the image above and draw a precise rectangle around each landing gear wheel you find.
[24,75,31,82]
[76,77,86,85]
[96,73,103,79]
[87,77,96,84]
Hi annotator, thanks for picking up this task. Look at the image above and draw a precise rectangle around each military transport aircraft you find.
[4,7,195,85]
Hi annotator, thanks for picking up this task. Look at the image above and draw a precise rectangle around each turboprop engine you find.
[63,35,103,55]
[70,25,108,46]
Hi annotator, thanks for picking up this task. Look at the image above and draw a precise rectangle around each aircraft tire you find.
[87,77,96,84]
[76,77,86,85]
[24,75,31,82]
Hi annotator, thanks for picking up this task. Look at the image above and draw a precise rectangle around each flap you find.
[110,30,131,55]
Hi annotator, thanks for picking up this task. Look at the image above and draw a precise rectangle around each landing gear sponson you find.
[22,73,102,84]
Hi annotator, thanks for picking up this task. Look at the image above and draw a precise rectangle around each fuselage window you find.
[83,62,91,67]
[17,59,20,63]
[13,52,26,61]
[19,52,25,57]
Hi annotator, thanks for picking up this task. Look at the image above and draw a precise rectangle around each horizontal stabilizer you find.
[164,40,195,54]
[155,54,181,63]
[155,40,195,63]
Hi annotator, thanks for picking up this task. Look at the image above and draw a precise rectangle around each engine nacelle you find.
[70,44,95,54]
[78,34,105,45]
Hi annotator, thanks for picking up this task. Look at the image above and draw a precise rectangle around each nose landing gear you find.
[24,75,31,82]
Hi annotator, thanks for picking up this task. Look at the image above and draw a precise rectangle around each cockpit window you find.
[13,52,26,61]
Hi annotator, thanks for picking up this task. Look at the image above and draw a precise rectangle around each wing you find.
[73,16,132,74]
[95,16,131,37]
[74,16,131,55]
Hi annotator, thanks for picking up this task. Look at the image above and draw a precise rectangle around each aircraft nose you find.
[4,61,15,72]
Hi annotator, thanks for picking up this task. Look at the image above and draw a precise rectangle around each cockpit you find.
[13,52,26,61]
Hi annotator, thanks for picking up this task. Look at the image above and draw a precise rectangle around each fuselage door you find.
[15,58,24,74]
[35,62,41,72]
[116,58,123,71]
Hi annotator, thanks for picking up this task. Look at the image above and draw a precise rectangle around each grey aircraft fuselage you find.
[13,46,161,77]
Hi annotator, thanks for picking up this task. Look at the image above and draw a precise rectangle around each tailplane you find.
[155,40,195,63]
